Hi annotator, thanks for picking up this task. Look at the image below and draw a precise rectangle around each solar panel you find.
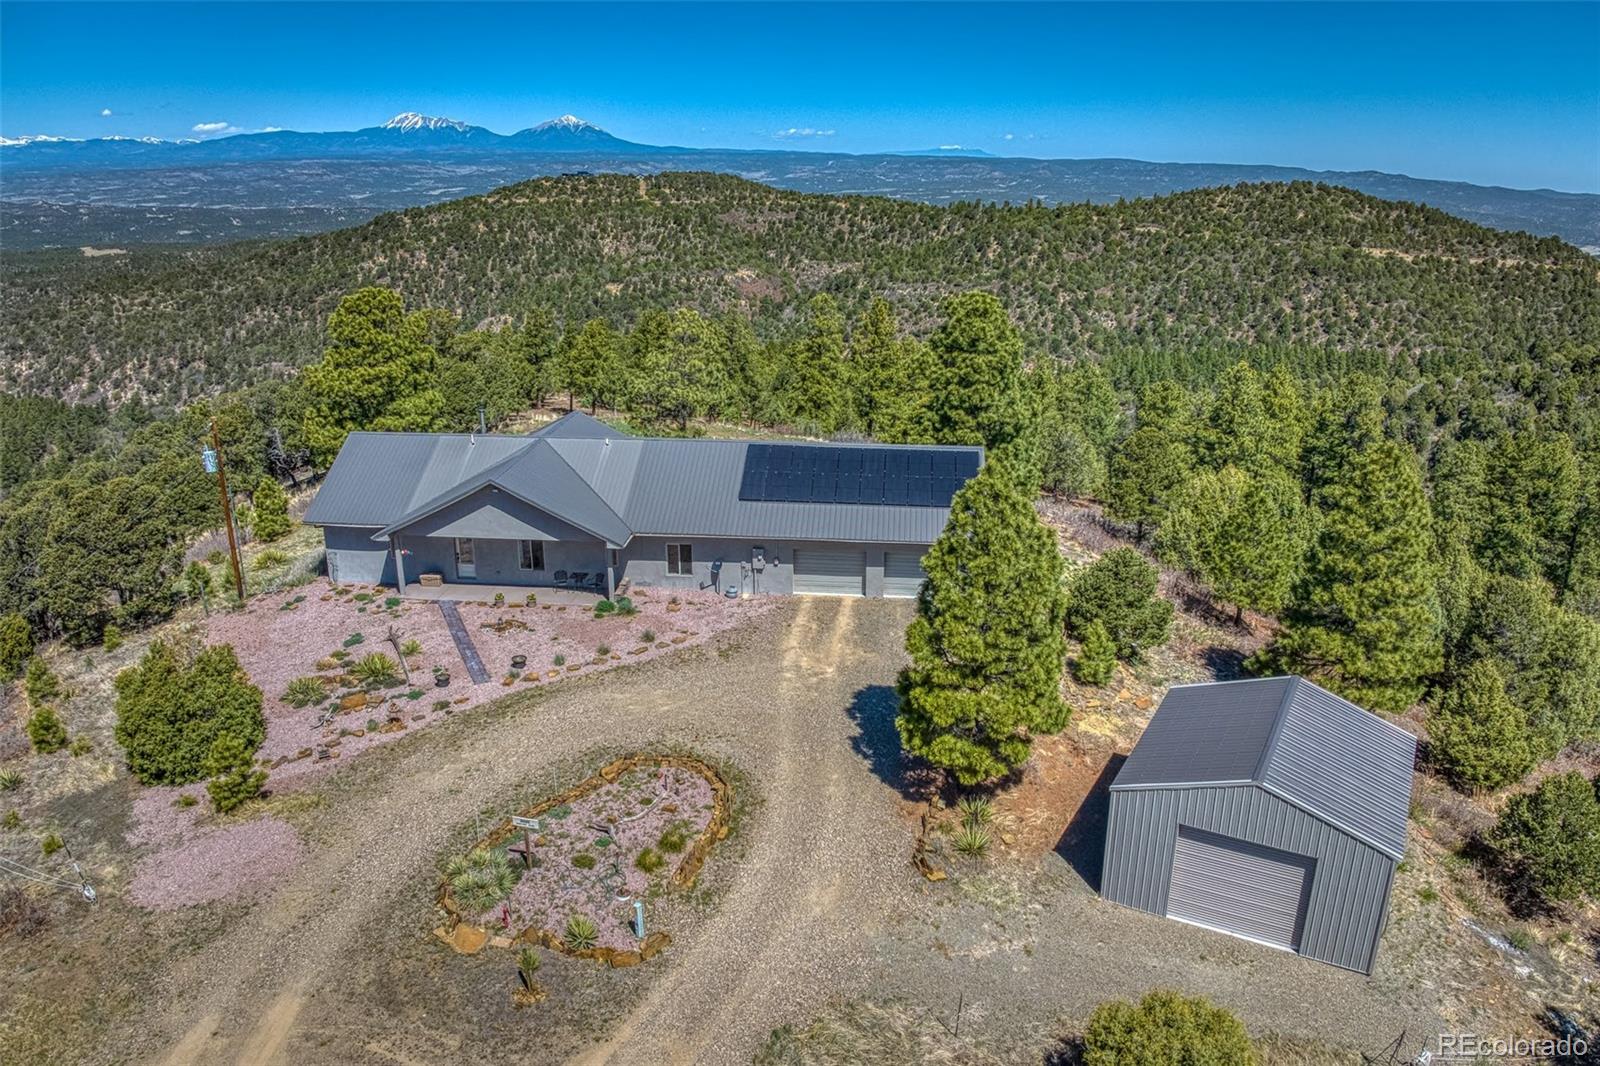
[738,443,979,507]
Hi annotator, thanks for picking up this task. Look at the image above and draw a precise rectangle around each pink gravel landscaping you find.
[125,785,305,911]
[464,764,717,951]
[204,582,771,785]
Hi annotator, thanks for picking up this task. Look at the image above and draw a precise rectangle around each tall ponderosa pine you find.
[850,299,930,440]
[1253,438,1441,713]
[784,294,849,433]
[1428,659,1535,793]
[896,459,1068,786]
[925,292,1029,451]
[302,288,444,466]
[251,476,290,542]
[627,309,728,429]
[556,319,622,414]
[1106,381,1195,542]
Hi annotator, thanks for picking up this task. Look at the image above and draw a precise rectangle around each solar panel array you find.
[738,443,980,507]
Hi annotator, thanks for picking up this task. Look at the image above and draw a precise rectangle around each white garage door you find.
[792,548,865,596]
[1166,826,1315,952]
[883,551,927,598]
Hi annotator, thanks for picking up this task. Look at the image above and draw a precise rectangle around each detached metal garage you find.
[1100,676,1417,974]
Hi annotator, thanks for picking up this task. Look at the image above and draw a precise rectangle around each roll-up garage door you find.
[792,548,865,596]
[883,551,927,598]
[1166,826,1314,952]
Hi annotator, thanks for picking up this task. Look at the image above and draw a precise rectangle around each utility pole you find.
[208,418,246,603]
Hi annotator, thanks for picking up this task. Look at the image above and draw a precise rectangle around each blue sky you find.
[2,2,1596,191]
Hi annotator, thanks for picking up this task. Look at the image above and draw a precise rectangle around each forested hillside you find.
[3,173,1596,405]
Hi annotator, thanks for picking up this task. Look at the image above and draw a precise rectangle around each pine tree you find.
[251,476,290,542]
[1073,620,1118,686]
[1253,438,1442,713]
[1492,771,1600,903]
[114,639,266,785]
[26,705,68,754]
[1064,548,1173,661]
[183,561,214,616]
[925,292,1029,450]
[1207,472,1306,621]
[896,459,1068,786]
[626,309,728,429]
[0,613,31,681]
[1202,362,1271,472]
[783,294,848,433]
[557,319,622,414]
[301,288,444,466]
[1428,659,1535,793]
[1106,426,1193,543]
[205,734,269,813]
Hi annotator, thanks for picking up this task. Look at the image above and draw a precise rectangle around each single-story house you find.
[303,411,983,599]
[1099,676,1417,974]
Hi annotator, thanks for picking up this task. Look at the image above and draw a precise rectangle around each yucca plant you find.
[0,770,21,792]
[351,652,400,686]
[952,822,992,857]
[400,638,423,657]
[957,795,992,827]
[564,914,599,951]
[282,676,329,708]
[445,848,517,913]
[516,946,542,988]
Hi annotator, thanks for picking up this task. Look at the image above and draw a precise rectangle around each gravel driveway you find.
[136,596,920,1066]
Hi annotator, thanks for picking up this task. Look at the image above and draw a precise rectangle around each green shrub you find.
[641,629,657,644]
[252,549,290,572]
[207,549,225,565]
[635,847,665,873]
[553,654,567,667]
[24,658,63,705]
[40,832,63,857]
[516,946,542,983]
[113,639,265,786]
[1492,771,1600,903]
[406,689,424,701]
[1082,990,1257,1066]
[205,734,268,813]
[69,735,92,757]
[252,476,292,541]
[400,638,423,656]
[571,852,597,870]
[614,596,637,617]
[431,700,449,712]
[385,597,402,609]
[282,676,329,708]
[524,593,538,607]
[184,561,215,613]
[2,810,20,831]
[593,599,616,618]
[596,644,611,657]
[493,592,506,607]
[1073,619,1118,685]
[366,718,380,732]
[0,613,33,681]
[177,794,198,808]
[0,770,21,792]
[352,592,374,603]
[26,706,68,754]
[101,624,124,653]
[1505,927,1533,952]
[956,795,992,826]
[1428,660,1535,793]
[342,632,366,648]
[952,822,991,856]
[351,653,400,687]
[445,848,517,913]
[1065,548,1174,661]
[563,915,599,950]
[658,824,690,853]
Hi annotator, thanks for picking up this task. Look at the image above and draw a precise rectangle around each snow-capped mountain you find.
[509,114,650,152]
[380,112,473,133]
[1,134,84,147]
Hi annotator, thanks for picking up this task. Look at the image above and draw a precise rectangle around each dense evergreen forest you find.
[3,173,1596,405]
[2,173,1597,812]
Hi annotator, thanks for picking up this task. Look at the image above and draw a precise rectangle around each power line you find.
[0,856,81,890]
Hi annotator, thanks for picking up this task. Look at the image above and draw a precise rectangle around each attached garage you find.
[1100,676,1417,974]
[882,551,927,598]
[792,548,866,596]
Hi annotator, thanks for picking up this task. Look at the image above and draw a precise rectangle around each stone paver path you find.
[437,600,490,683]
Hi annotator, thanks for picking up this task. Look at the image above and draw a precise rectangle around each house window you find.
[666,543,694,575]
[519,540,545,571]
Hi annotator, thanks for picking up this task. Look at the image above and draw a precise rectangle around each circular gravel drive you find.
[146,596,918,1066]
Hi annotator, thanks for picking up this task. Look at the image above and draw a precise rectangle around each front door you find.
[455,537,476,579]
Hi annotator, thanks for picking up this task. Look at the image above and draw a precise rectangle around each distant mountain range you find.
[3,113,1596,250]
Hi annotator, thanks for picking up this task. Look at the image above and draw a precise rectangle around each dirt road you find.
[145,597,918,1066]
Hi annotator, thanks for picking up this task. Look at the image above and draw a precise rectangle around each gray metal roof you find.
[1111,677,1416,860]
[303,412,981,548]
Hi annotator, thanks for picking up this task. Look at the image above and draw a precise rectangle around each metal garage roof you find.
[303,411,981,548]
[1111,677,1417,860]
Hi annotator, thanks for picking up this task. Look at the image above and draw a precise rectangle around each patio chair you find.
[569,571,591,589]
[552,570,570,588]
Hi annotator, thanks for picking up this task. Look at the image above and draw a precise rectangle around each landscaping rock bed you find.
[440,754,732,960]
[125,785,304,911]
[205,584,771,784]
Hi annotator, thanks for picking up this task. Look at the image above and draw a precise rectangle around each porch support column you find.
[391,534,407,595]
[606,551,616,599]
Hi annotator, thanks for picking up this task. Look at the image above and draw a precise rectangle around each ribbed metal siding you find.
[1167,827,1314,950]
[1101,784,1398,973]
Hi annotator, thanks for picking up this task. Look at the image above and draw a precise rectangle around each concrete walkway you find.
[402,581,604,607]
[435,601,490,683]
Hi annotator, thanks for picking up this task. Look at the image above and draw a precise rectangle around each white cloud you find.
[191,121,239,134]
[100,108,113,117]
[775,127,835,139]
[1003,132,1014,141]
[259,126,283,133]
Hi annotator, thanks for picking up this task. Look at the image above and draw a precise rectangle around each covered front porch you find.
[397,581,608,607]
[391,534,619,599]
